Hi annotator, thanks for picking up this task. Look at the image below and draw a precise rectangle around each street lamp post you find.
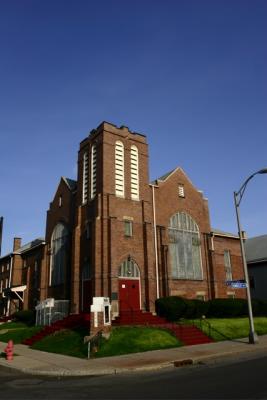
[234,168,267,344]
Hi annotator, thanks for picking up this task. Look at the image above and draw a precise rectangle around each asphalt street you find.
[1,352,267,399]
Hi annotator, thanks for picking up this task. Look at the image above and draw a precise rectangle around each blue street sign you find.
[226,280,247,289]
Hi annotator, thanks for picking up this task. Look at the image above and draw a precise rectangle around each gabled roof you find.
[150,167,180,185]
[62,177,77,192]
[50,177,77,204]
[150,167,206,198]
[245,235,267,264]
[156,168,177,182]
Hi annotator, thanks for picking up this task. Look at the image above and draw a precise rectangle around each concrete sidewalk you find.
[1,336,267,377]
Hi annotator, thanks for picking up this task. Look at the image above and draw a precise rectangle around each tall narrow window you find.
[130,145,139,200]
[91,144,97,199]
[169,212,203,280]
[224,250,232,281]
[82,152,89,204]
[115,141,124,197]
[33,260,39,289]
[50,223,68,286]
[124,220,133,237]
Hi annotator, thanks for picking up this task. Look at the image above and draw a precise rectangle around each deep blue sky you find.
[1,0,266,255]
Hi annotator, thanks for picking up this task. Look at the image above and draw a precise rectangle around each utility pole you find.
[0,216,3,257]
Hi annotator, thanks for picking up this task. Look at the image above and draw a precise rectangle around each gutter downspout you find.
[150,184,159,299]
[6,254,13,317]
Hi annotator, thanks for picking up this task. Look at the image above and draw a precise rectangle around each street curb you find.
[1,340,267,377]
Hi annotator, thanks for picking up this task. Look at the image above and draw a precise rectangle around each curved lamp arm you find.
[234,168,267,207]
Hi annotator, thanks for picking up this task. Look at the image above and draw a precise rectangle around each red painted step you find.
[22,313,90,346]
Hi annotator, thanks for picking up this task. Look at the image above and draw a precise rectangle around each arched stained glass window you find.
[118,259,140,278]
[50,223,68,285]
[169,212,203,280]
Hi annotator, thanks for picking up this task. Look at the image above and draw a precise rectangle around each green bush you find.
[155,296,187,321]
[12,310,35,326]
[191,299,210,318]
[155,296,267,320]
[182,299,197,319]
[252,299,267,316]
[156,297,211,321]
[206,299,248,318]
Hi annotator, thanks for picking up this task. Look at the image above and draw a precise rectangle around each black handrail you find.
[192,317,233,341]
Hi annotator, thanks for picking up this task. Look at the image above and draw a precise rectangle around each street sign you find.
[226,280,247,289]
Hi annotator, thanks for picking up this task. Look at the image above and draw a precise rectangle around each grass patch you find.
[0,321,28,330]
[193,317,267,341]
[95,326,182,358]
[32,328,89,358]
[31,326,182,359]
[0,322,41,344]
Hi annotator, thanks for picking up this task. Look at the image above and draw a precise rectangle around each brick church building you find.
[0,121,246,317]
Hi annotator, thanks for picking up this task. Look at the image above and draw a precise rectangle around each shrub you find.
[252,299,267,316]
[12,310,35,326]
[155,296,187,321]
[156,297,212,321]
[191,299,210,318]
[182,299,197,319]
[206,299,248,318]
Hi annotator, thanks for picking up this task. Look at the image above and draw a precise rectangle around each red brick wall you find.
[212,235,246,299]
[21,245,45,310]
[4,122,245,317]
[152,168,212,300]
[45,178,75,302]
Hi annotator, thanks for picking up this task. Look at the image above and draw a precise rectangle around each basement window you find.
[227,293,235,299]
[196,294,205,301]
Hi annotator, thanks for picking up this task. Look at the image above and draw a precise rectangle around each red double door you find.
[119,279,140,311]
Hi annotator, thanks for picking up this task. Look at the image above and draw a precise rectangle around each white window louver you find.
[91,144,97,199]
[178,185,185,198]
[115,141,125,197]
[82,152,89,204]
[130,145,139,200]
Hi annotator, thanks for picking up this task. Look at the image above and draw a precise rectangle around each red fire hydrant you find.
[4,340,14,361]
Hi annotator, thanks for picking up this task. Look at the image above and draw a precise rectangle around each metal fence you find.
[35,299,70,326]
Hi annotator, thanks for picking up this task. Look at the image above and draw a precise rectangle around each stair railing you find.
[198,317,212,338]
[192,317,233,341]
[84,328,103,359]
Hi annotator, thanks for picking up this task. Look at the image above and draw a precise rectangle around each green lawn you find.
[32,327,89,358]
[194,317,267,341]
[31,326,182,358]
[95,326,182,358]
[3,317,267,359]
[0,321,41,344]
